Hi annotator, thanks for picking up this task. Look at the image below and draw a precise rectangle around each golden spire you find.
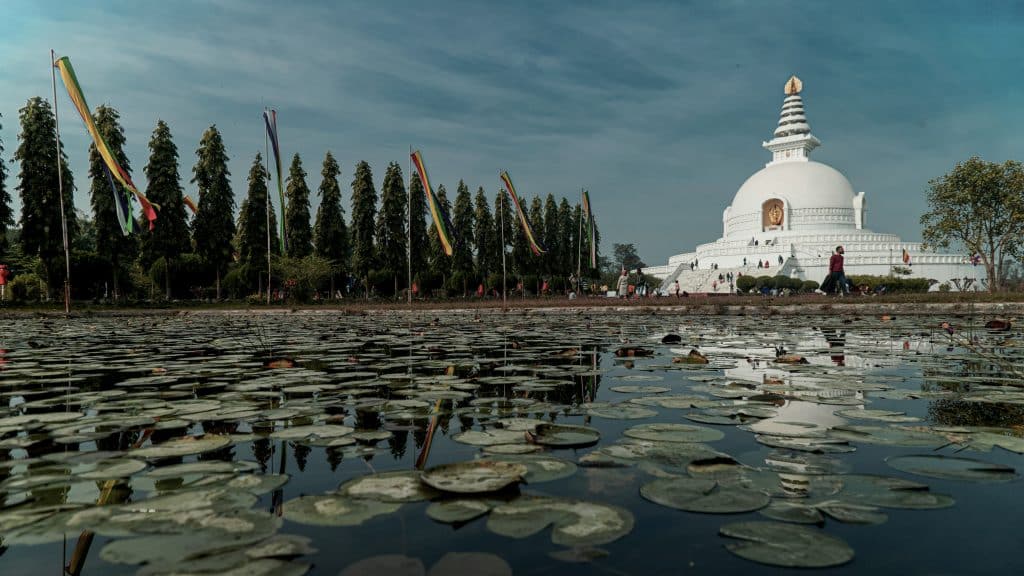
[784,75,803,96]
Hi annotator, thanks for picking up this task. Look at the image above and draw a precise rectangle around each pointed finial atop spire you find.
[784,75,802,96]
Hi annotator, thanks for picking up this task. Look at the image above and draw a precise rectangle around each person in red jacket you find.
[0,264,9,302]
[828,246,848,296]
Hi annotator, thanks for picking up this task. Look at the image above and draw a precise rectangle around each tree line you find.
[0,98,601,303]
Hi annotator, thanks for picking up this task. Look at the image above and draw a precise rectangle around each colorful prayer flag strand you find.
[499,171,546,255]
[411,150,456,256]
[54,56,158,230]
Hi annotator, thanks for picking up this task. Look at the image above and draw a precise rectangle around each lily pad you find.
[340,555,425,576]
[338,471,440,502]
[132,434,232,459]
[427,552,512,576]
[720,521,854,568]
[426,499,494,523]
[609,385,670,394]
[885,454,1017,482]
[282,494,401,526]
[640,477,770,514]
[759,501,824,525]
[420,460,526,493]
[487,495,634,546]
[624,423,724,443]
[452,429,525,447]
[527,423,601,448]
[586,404,658,420]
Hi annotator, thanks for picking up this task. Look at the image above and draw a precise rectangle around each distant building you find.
[649,76,977,292]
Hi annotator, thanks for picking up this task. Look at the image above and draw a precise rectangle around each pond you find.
[1,310,1023,575]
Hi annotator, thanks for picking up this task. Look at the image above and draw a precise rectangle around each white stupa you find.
[649,76,979,293]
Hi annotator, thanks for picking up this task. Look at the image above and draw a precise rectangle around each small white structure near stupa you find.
[649,76,979,293]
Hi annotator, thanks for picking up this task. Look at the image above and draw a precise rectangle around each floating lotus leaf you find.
[78,458,147,480]
[609,385,670,394]
[527,423,601,448]
[483,444,543,455]
[885,454,1017,482]
[963,431,1024,454]
[131,434,232,459]
[828,425,947,448]
[587,404,658,420]
[338,470,440,502]
[745,420,829,438]
[834,409,921,423]
[452,429,525,447]
[486,495,634,546]
[245,534,318,559]
[351,430,393,442]
[282,494,401,526]
[759,501,824,524]
[684,412,742,425]
[421,460,526,493]
[426,499,494,523]
[427,552,512,576]
[815,474,955,510]
[640,477,770,513]
[145,461,260,478]
[624,423,724,443]
[548,547,610,563]
[496,417,544,431]
[339,555,425,576]
[813,500,888,525]
[483,455,578,483]
[270,424,354,441]
[629,394,706,409]
[719,521,854,568]
[755,435,856,454]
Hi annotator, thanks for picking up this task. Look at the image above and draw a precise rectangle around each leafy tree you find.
[408,171,428,284]
[284,153,312,258]
[87,105,138,300]
[921,157,1024,291]
[15,97,77,297]
[0,112,12,260]
[313,152,348,293]
[237,153,279,278]
[349,160,377,294]
[542,194,559,274]
[141,120,190,298]
[451,180,475,291]
[473,187,495,281]
[427,184,452,282]
[191,125,235,299]
[375,161,407,293]
[612,243,645,273]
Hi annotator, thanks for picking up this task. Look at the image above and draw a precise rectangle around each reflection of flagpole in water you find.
[272,440,287,517]
[66,428,153,576]
[414,399,444,470]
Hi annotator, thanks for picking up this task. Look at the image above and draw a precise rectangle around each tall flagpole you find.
[576,188,583,288]
[407,146,413,304]
[50,49,71,314]
[499,186,507,310]
[265,109,272,305]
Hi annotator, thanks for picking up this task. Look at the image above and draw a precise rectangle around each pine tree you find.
[284,153,312,258]
[0,112,12,260]
[473,186,495,282]
[313,152,348,294]
[408,171,428,285]
[427,184,452,281]
[191,125,235,299]
[493,189,513,274]
[237,153,279,278]
[87,105,138,300]
[349,160,377,294]
[375,161,407,293]
[141,120,190,299]
[15,97,77,297]
[451,180,475,292]
[527,196,545,280]
[558,198,574,274]
[542,194,559,275]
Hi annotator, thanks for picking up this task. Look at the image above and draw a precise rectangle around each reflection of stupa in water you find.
[649,76,978,293]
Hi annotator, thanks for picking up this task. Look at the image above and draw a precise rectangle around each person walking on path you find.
[673,280,681,298]
[828,245,848,296]
[616,269,629,298]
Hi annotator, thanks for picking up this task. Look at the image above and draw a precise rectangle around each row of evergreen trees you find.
[0,98,600,302]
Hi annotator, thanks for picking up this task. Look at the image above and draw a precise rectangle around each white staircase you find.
[660,257,797,294]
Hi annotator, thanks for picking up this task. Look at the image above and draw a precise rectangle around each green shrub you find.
[801,280,820,293]
[847,275,930,293]
[9,272,44,302]
[736,275,756,293]
[939,282,951,292]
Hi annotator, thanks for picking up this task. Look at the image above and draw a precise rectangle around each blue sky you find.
[1,0,1022,264]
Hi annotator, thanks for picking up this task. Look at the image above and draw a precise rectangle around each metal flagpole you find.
[576,188,583,291]
[260,108,268,305]
[499,186,507,310]
[50,49,71,314]
[407,146,413,304]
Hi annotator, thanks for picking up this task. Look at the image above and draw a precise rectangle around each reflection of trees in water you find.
[252,437,273,473]
[326,446,344,471]
[388,430,409,459]
[928,399,1024,427]
[291,442,311,471]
